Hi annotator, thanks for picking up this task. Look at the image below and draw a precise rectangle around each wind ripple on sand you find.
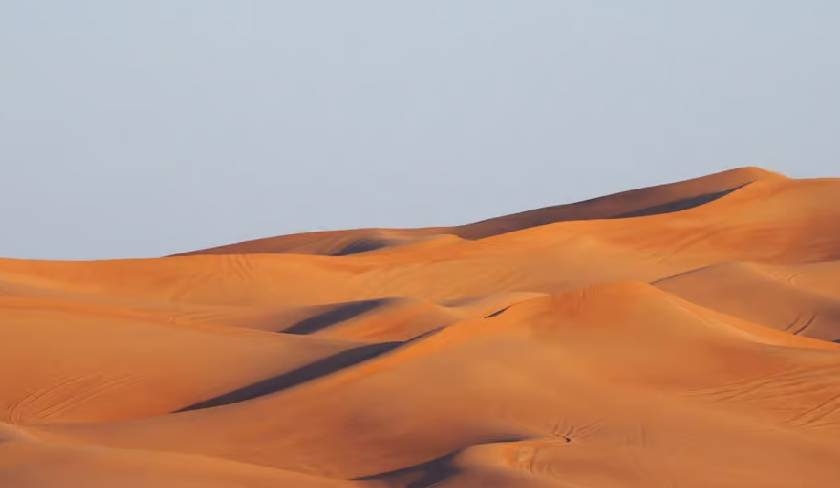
[3,168,840,486]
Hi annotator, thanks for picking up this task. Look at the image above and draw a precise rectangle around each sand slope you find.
[178,167,778,256]
[656,261,840,340]
[3,167,840,487]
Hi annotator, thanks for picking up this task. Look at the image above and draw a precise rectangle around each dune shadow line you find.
[611,186,743,219]
[333,238,389,256]
[283,298,389,335]
[355,435,524,488]
[175,341,400,413]
[485,306,510,318]
[356,452,458,488]
[176,328,444,413]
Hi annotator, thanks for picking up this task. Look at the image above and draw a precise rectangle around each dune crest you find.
[4,167,840,487]
[176,167,783,256]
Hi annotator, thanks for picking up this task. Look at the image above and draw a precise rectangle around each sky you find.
[1,1,838,259]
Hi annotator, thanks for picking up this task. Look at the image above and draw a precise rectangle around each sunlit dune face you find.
[3,168,840,487]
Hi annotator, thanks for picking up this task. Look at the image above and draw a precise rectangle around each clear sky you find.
[2,1,838,259]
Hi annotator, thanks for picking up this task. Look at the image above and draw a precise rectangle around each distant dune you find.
[3,167,840,487]
[177,167,779,256]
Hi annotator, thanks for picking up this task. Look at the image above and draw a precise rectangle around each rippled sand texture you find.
[3,167,840,487]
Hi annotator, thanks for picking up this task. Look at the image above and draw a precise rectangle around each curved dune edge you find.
[175,166,784,256]
[31,283,840,477]
[656,261,840,341]
[0,423,359,488]
[3,168,840,486]
[0,298,368,424]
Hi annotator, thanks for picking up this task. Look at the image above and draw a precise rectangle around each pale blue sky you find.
[1,1,838,259]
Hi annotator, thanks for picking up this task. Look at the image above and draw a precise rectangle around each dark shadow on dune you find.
[356,452,458,488]
[176,341,401,412]
[611,187,741,219]
[457,184,749,240]
[485,306,510,318]
[356,435,524,488]
[176,328,444,413]
[283,298,390,335]
[333,238,389,256]
[649,263,721,285]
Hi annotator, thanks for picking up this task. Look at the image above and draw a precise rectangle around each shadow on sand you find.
[175,341,401,412]
[176,328,443,413]
[282,298,390,335]
[611,187,741,219]
[355,435,524,488]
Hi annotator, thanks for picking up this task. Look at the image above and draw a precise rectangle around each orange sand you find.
[2,167,840,487]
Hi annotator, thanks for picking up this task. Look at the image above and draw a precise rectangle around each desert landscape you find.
[2,166,840,487]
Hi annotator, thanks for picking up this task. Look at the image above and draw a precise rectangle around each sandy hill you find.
[2,167,840,487]
[176,167,779,256]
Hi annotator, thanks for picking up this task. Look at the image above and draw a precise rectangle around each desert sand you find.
[2,167,840,487]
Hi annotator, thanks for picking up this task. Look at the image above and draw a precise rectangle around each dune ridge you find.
[176,167,781,256]
[3,167,840,487]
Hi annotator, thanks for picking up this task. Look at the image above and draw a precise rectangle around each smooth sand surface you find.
[2,167,840,487]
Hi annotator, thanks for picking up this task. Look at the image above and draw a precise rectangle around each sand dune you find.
[3,168,840,486]
[177,167,778,256]
[656,261,840,340]
[0,423,358,488]
[0,295,365,423]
